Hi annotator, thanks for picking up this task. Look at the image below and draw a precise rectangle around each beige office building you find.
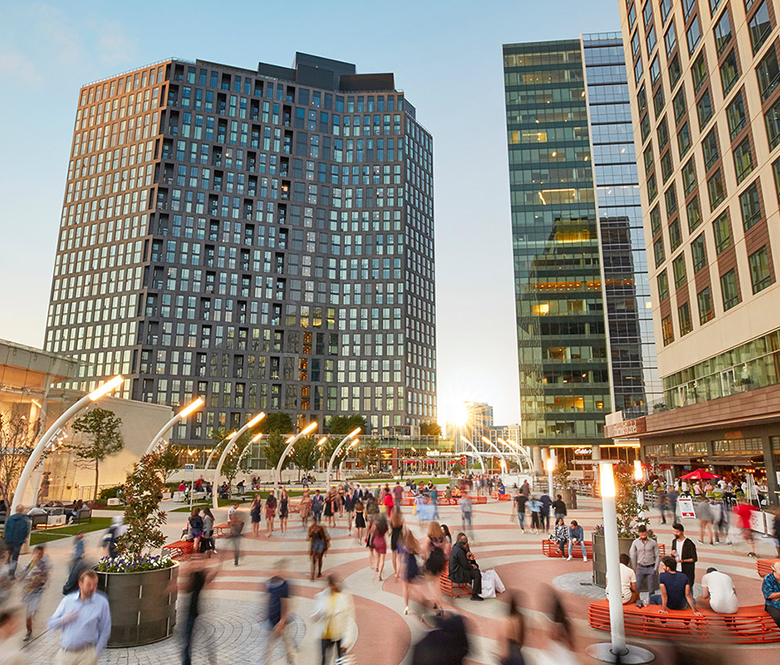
[616,0,780,503]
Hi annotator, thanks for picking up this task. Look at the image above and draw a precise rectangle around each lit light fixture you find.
[600,462,616,498]
[250,432,264,443]
[545,457,555,473]
[88,375,124,401]
[247,412,266,428]
[634,459,643,482]
[348,427,361,438]
[316,436,328,446]
[178,396,205,418]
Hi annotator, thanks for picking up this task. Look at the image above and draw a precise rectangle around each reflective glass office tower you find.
[503,35,659,456]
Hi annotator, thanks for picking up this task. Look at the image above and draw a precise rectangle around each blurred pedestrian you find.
[369,515,389,581]
[324,488,337,528]
[229,503,245,566]
[71,532,86,567]
[102,516,124,560]
[265,490,278,537]
[311,489,324,524]
[424,521,449,613]
[390,508,405,580]
[279,488,290,536]
[500,592,525,665]
[3,506,30,578]
[536,592,579,665]
[513,493,527,533]
[539,492,552,532]
[345,488,357,536]
[250,495,262,538]
[401,530,423,615]
[460,495,473,538]
[0,609,24,665]
[312,575,355,665]
[300,489,312,528]
[21,545,49,641]
[179,554,216,665]
[264,562,296,665]
[201,507,215,554]
[527,496,542,533]
[354,499,366,545]
[308,522,330,580]
[411,610,470,665]
[734,499,758,557]
[697,500,714,545]
[187,508,203,553]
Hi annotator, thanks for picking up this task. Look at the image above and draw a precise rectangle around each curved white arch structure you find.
[274,421,319,490]
[212,412,265,509]
[459,436,486,472]
[145,397,205,456]
[326,428,361,487]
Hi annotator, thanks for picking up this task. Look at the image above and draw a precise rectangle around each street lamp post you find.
[275,422,319,490]
[497,438,524,470]
[212,412,265,510]
[459,436,486,473]
[481,436,510,473]
[325,428,361,488]
[634,459,646,521]
[546,452,556,497]
[145,397,205,455]
[338,439,360,481]
[12,375,124,513]
[586,462,653,664]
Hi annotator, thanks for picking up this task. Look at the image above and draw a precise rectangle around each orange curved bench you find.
[542,541,666,559]
[490,492,511,501]
[440,561,472,598]
[588,599,780,643]
[162,540,194,560]
[757,559,779,578]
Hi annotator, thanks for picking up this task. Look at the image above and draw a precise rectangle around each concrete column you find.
[762,435,778,507]
[592,446,602,461]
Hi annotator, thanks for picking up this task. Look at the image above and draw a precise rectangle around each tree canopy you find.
[70,408,124,502]
[260,412,294,434]
[328,414,366,435]
[289,435,321,480]
[420,421,442,436]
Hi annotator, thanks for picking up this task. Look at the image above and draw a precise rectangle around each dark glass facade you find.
[45,53,436,447]
[503,36,658,451]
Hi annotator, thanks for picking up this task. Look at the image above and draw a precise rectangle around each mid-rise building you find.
[617,0,780,502]
[503,34,660,467]
[45,53,436,448]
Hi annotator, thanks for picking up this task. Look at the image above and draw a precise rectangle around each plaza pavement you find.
[18,493,780,664]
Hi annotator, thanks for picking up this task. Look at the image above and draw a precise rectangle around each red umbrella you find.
[679,469,721,480]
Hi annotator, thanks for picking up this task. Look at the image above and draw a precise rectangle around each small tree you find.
[289,435,320,481]
[0,411,38,508]
[158,445,182,483]
[451,460,464,474]
[420,421,442,436]
[553,460,571,489]
[328,414,366,435]
[322,436,347,470]
[358,437,382,471]
[263,431,289,471]
[69,408,124,502]
[260,412,294,435]
[117,451,167,559]
[614,462,649,536]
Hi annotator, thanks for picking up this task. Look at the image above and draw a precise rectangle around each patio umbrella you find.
[679,469,721,480]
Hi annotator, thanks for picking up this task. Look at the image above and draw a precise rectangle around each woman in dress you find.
[369,515,389,581]
[325,488,337,528]
[201,507,215,554]
[389,507,405,580]
[21,545,49,641]
[401,529,422,615]
[308,522,330,580]
[265,490,278,537]
[188,507,203,553]
[279,488,290,535]
[354,499,366,545]
[299,489,312,528]
[250,495,262,538]
[423,521,448,613]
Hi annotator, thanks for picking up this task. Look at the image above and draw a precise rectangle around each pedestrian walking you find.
[671,523,698,585]
[697,500,714,545]
[423,521,449,613]
[500,592,525,665]
[179,555,216,665]
[266,491,278,537]
[71,532,86,567]
[401,530,423,615]
[311,489,324,524]
[460,495,473,538]
[324,488,337,528]
[430,485,439,520]
[539,493,552,532]
[345,488,357,536]
[3,506,30,578]
[535,592,579,665]
[264,564,296,665]
[312,575,355,665]
[389,507,405,580]
[250,495,262,538]
[0,609,23,665]
[527,496,542,533]
[513,493,528,533]
[102,516,124,560]
[354,499,366,545]
[279,488,290,536]
[300,489,312,528]
[308,522,330,580]
[48,569,111,664]
[229,504,245,566]
[187,508,203,553]
[369,515,389,581]
[21,545,49,641]
[658,488,669,525]
[552,494,567,522]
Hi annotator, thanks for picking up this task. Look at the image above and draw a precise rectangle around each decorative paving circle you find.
[23,598,306,664]
[552,571,607,600]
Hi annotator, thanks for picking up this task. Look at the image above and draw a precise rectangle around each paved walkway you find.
[18,494,780,664]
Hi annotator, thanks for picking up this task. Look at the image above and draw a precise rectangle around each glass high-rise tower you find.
[503,35,660,460]
[44,53,436,447]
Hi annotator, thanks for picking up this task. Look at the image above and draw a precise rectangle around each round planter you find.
[591,532,633,588]
[96,562,179,647]
[558,488,577,510]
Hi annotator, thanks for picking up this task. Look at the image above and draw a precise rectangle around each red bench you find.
[162,540,194,560]
[213,523,230,539]
[588,599,780,643]
[757,559,779,578]
[490,492,510,501]
[542,541,666,559]
[440,561,472,598]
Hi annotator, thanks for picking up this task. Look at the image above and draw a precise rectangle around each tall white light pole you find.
[32,430,67,506]
[634,459,646,521]
[546,452,556,497]
[339,439,360,481]
[481,436,510,473]
[459,436,486,472]
[145,397,205,455]
[212,412,265,510]
[497,438,524,469]
[275,422,319,490]
[586,461,653,664]
[325,428,361,488]
[12,375,124,513]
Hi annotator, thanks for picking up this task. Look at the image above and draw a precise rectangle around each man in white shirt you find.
[700,567,738,614]
[607,554,638,605]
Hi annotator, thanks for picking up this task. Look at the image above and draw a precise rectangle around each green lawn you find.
[30,517,112,545]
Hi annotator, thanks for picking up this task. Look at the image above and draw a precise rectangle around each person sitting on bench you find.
[449,533,483,602]
[700,567,738,614]
[649,556,702,615]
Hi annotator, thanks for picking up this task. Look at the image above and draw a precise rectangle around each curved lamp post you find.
[12,375,124,513]
[145,396,205,455]
[338,438,360,481]
[481,436,510,473]
[236,432,263,469]
[497,438,524,470]
[204,433,233,472]
[275,421,319,490]
[212,412,265,510]
[459,436,486,473]
[506,439,535,475]
[325,428,361,488]
[32,429,68,506]
[545,452,556,497]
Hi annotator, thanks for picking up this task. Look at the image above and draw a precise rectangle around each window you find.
[687,195,702,232]
[669,218,682,250]
[774,157,780,203]
[733,138,754,183]
[673,253,688,286]
[654,237,666,268]
[697,287,714,324]
[720,269,741,310]
[757,47,780,101]
[665,22,677,56]
[673,88,687,125]
[713,211,732,253]
[650,56,661,85]
[678,302,693,335]
[764,97,780,149]
[634,57,644,84]
[632,30,641,57]
[646,24,658,54]
[629,3,637,29]
[661,150,674,181]
[707,168,726,210]
[643,1,654,26]
[709,0,722,13]
[691,53,708,93]
[658,270,670,300]
[651,205,662,236]
[669,53,682,88]
[643,143,655,174]
[702,128,719,170]
[654,85,666,116]
[647,172,658,202]
[665,183,678,214]
[682,158,697,195]
[660,0,672,22]
[726,91,747,139]
[740,181,762,230]
[637,84,648,115]
[749,2,772,55]
[683,0,696,19]
[692,234,707,271]
[697,88,713,129]
[641,112,651,141]
[714,11,733,55]
[662,315,675,345]
[749,245,773,293]
[721,50,740,97]
[687,16,702,54]
[677,122,692,158]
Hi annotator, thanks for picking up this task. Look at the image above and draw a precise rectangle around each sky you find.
[0,0,620,425]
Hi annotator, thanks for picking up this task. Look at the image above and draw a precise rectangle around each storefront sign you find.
[574,447,592,455]
[605,417,647,439]
[678,496,696,519]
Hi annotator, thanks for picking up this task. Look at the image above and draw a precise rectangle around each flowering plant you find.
[96,553,174,573]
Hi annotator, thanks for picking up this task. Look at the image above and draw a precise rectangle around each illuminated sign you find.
[574,447,592,455]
